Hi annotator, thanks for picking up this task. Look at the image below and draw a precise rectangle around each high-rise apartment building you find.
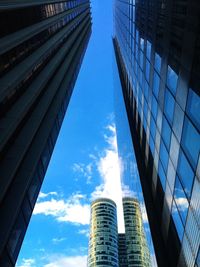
[0,1,91,266]
[123,198,151,267]
[88,198,151,267]
[113,1,200,267]
[88,198,119,267]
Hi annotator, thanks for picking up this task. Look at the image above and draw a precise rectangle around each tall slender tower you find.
[88,198,119,267]
[123,198,151,267]
[113,0,200,266]
[0,1,91,266]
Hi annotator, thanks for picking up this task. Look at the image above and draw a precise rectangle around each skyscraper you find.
[0,1,91,266]
[88,198,151,267]
[88,198,119,267]
[113,1,200,267]
[123,198,151,267]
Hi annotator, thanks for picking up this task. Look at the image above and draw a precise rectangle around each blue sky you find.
[16,1,156,267]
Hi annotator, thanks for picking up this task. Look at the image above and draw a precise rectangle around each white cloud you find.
[44,255,87,267]
[91,123,125,233]
[38,191,58,199]
[52,237,66,244]
[17,258,36,267]
[78,229,90,238]
[33,193,90,225]
[72,162,93,184]
[175,197,188,211]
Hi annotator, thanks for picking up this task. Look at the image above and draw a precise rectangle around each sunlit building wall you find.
[88,198,119,267]
[0,1,91,266]
[113,0,200,267]
[123,198,151,267]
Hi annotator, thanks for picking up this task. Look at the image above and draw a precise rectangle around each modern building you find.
[0,1,91,266]
[113,1,200,267]
[123,198,151,267]
[88,198,119,267]
[118,233,128,267]
[88,198,151,267]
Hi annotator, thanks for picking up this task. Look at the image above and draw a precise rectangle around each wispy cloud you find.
[33,193,90,225]
[78,228,90,238]
[52,237,66,244]
[43,255,87,267]
[16,258,36,267]
[72,163,93,184]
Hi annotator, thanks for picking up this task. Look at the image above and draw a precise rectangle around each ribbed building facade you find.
[0,1,91,266]
[118,233,128,267]
[88,198,119,267]
[123,198,151,267]
[113,1,200,267]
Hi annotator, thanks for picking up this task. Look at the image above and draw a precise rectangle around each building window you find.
[172,201,184,241]
[153,71,160,99]
[174,177,189,224]
[161,116,171,150]
[158,161,166,190]
[186,89,200,130]
[164,89,175,125]
[151,95,158,120]
[181,117,200,169]
[155,52,161,73]
[146,40,151,60]
[167,65,178,95]
[145,59,150,81]
[159,140,169,172]
[177,150,194,198]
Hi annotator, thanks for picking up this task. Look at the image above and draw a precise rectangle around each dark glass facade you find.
[113,0,200,267]
[118,234,128,267]
[0,1,91,266]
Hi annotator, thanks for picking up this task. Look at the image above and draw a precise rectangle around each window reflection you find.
[160,140,169,172]
[182,117,200,169]
[146,60,150,81]
[155,53,161,73]
[186,89,200,131]
[174,177,189,224]
[177,150,194,198]
[172,201,184,241]
[158,161,166,190]
[164,89,175,125]
[153,71,160,99]
[161,116,171,150]
[146,40,151,59]
[167,66,178,95]
[151,95,158,120]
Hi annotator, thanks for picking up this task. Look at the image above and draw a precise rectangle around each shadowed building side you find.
[0,1,92,266]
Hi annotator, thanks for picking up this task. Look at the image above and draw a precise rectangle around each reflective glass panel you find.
[155,53,161,73]
[182,117,200,169]
[167,65,178,95]
[144,99,148,119]
[164,89,175,125]
[149,135,155,155]
[146,40,151,59]
[174,177,189,224]
[153,71,160,99]
[158,161,166,190]
[172,201,184,241]
[151,95,158,120]
[144,79,149,100]
[161,116,171,150]
[139,50,144,68]
[160,140,169,172]
[150,116,156,139]
[146,59,150,81]
[186,89,200,130]
[177,150,194,198]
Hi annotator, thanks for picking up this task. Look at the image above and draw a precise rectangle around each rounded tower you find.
[88,198,119,267]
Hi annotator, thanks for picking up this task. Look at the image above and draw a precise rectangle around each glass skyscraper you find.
[0,1,91,266]
[88,198,119,267]
[113,1,200,267]
[123,198,151,267]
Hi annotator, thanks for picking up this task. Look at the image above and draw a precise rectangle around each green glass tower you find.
[123,198,151,267]
[88,198,119,267]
